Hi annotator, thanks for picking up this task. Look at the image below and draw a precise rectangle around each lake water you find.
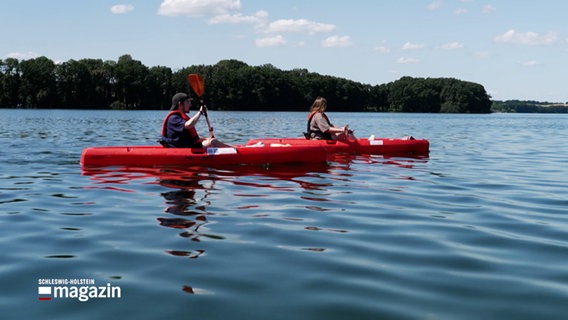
[1,109,567,320]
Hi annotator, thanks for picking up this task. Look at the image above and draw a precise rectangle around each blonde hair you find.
[309,97,327,113]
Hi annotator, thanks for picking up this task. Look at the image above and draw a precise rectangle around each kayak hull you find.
[81,144,327,168]
[246,136,429,156]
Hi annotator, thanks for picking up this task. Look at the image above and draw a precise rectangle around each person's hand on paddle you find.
[199,105,208,116]
[187,73,231,146]
[339,124,355,141]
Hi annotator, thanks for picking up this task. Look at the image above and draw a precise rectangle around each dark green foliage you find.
[386,76,491,113]
[491,100,568,113]
[1,55,495,113]
[18,56,57,108]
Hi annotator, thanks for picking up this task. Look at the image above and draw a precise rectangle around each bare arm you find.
[327,124,349,134]
[184,107,204,129]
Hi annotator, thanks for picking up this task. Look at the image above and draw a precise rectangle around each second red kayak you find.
[246,136,429,156]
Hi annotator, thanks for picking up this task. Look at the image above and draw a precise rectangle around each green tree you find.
[0,58,21,107]
[19,56,57,108]
[55,59,93,108]
[367,84,389,111]
[144,66,173,109]
[114,54,149,109]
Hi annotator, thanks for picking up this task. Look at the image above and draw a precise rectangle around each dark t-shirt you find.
[165,114,201,148]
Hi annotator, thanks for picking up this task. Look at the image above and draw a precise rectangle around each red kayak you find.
[246,136,429,156]
[81,143,327,168]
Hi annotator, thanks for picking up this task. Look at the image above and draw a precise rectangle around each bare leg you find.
[202,138,233,148]
[332,131,356,141]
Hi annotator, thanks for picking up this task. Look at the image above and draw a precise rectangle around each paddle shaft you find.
[199,98,214,138]
[188,74,214,138]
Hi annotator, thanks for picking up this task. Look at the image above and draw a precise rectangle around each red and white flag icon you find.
[38,286,52,301]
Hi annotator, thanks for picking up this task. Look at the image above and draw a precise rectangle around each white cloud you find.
[522,60,540,67]
[373,46,390,54]
[209,10,267,25]
[397,57,420,64]
[256,35,286,47]
[321,35,352,47]
[454,8,468,15]
[157,0,338,49]
[427,0,443,11]
[158,0,240,17]
[6,51,40,60]
[111,4,134,14]
[494,29,558,45]
[482,5,496,14]
[440,42,464,49]
[401,42,425,50]
[263,19,335,34]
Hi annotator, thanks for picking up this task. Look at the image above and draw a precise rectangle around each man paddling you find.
[160,93,231,148]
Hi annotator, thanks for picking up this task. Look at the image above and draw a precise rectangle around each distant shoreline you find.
[491,100,568,113]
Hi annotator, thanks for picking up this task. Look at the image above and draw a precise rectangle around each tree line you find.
[491,100,568,113]
[1,54,492,113]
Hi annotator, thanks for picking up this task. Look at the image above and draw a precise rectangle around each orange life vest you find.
[160,110,200,147]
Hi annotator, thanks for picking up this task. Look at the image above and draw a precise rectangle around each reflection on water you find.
[82,162,344,297]
[81,155,426,255]
[81,155,428,265]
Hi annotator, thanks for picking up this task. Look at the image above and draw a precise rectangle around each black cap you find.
[170,93,188,110]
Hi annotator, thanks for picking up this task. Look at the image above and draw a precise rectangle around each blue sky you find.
[2,0,567,102]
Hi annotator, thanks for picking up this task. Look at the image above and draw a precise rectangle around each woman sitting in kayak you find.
[160,93,231,148]
[305,96,355,140]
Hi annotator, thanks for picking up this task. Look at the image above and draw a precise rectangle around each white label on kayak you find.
[207,147,237,155]
[369,140,384,145]
[269,143,291,147]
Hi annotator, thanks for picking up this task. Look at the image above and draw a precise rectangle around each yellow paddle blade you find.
[187,74,205,97]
